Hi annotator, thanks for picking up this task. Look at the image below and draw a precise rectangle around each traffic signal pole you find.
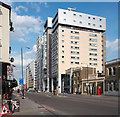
[0,62,2,116]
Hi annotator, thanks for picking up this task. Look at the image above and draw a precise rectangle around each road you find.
[25,92,118,115]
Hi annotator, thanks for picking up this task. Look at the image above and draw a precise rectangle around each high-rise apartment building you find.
[37,8,106,93]
[26,60,37,90]
[44,17,53,92]
[51,8,106,93]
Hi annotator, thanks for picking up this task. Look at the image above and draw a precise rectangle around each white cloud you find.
[33,44,37,52]
[15,6,28,12]
[25,44,37,55]
[19,38,27,43]
[1,0,12,6]
[11,10,43,39]
[106,39,118,51]
[13,54,34,67]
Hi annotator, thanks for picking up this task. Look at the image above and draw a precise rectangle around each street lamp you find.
[21,47,30,99]
[81,63,89,95]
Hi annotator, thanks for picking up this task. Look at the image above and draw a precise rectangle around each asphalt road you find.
[25,92,118,115]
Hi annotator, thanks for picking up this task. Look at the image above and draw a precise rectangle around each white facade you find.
[53,8,106,32]
[0,3,11,63]
[26,60,37,90]
[37,35,47,91]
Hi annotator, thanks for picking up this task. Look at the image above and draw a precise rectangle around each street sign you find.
[7,66,13,80]
[19,78,23,85]
[7,66,13,74]
[7,74,13,80]
[0,105,12,115]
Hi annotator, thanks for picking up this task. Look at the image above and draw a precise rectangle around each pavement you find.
[10,91,118,115]
[25,91,118,115]
[12,92,58,115]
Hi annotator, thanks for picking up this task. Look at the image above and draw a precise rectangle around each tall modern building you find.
[37,35,47,92]
[43,17,53,92]
[51,8,106,93]
[26,60,37,90]
[37,8,106,93]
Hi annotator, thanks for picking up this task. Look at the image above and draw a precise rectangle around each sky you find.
[1,1,118,83]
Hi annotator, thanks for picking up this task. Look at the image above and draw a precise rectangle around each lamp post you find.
[81,63,89,95]
[21,47,30,99]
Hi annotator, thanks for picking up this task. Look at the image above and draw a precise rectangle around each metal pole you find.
[21,48,24,98]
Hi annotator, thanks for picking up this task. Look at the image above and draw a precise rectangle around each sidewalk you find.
[12,93,57,115]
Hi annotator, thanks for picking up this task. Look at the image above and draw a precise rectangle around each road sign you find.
[19,78,23,85]
[0,105,12,115]
[7,66,13,80]
[7,74,13,80]
[7,66,13,74]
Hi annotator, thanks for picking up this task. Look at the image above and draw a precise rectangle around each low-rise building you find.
[105,58,120,96]
[73,67,105,95]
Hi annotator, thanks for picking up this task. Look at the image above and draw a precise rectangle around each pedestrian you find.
[17,89,20,97]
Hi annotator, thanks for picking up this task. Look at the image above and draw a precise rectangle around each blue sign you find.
[19,78,23,85]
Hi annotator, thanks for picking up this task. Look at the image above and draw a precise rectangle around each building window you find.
[73,20,76,22]
[62,45,64,48]
[79,15,82,17]
[89,43,97,47]
[93,24,95,26]
[100,19,102,21]
[100,25,102,27]
[63,12,66,14]
[89,53,97,56]
[62,56,64,58]
[62,40,64,42]
[75,62,79,64]
[62,30,64,32]
[89,38,97,42]
[89,63,97,66]
[71,31,79,34]
[63,18,66,21]
[88,16,90,19]
[88,23,91,25]
[80,21,82,24]
[113,67,116,75]
[71,41,79,44]
[89,33,97,37]
[109,68,112,76]
[89,58,97,61]
[73,14,76,16]
[89,48,97,51]
[71,36,79,39]
[62,61,64,63]
[62,50,64,53]
[93,17,95,20]
[62,35,64,37]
